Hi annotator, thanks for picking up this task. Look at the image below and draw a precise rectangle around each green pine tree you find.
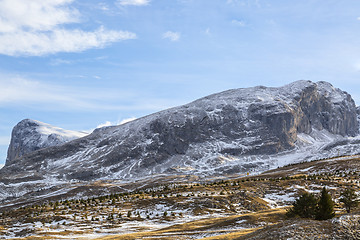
[286,192,318,218]
[340,188,359,213]
[316,187,335,220]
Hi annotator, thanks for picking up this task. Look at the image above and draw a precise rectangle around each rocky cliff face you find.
[2,80,358,181]
[6,119,87,165]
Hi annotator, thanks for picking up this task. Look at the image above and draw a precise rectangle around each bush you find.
[287,187,335,220]
[286,192,318,219]
[316,187,335,220]
[340,188,359,213]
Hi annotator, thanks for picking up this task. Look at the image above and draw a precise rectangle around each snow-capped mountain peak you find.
[1,80,360,205]
[6,119,88,165]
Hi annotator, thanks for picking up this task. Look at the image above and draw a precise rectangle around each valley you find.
[1,154,359,239]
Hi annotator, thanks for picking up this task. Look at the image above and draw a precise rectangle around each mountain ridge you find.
[6,119,88,165]
[2,80,359,184]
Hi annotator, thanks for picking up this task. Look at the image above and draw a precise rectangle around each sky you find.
[1,0,360,165]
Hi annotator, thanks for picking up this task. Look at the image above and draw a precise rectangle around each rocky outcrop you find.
[6,119,87,165]
[2,80,358,181]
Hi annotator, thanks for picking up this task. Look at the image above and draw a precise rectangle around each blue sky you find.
[1,0,360,165]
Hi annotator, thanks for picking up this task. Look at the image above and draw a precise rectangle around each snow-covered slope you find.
[6,119,88,165]
[1,80,359,186]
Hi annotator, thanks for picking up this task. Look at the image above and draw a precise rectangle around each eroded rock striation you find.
[2,80,358,180]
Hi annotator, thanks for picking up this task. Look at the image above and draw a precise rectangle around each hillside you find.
[1,80,360,207]
[1,155,360,239]
[1,80,360,239]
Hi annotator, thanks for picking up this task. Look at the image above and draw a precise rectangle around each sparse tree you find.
[286,192,318,219]
[316,187,335,220]
[340,188,359,213]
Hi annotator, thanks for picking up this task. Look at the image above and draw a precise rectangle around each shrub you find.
[316,187,335,220]
[286,192,318,219]
[340,187,359,213]
[287,187,335,221]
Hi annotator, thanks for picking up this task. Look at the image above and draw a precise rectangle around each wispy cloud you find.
[0,136,10,146]
[96,117,136,129]
[50,56,109,66]
[204,28,211,36]
[98,2,110,11]
[96,121,113,128]
[116,0,150,6]
[0,0,80,33]
[226,0,246,6]
[0,76,180,112]
[162,31,181,41]
[119,117,137,124]
[50,58,73,66]
[0,76,133,111]
[0,0,136,56]
[232,19,246,27]
[227,0,261,7]
[0,77,94,108]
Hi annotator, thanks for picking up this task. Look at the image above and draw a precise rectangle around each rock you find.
[6,119,87,165]
[1,80,358,181]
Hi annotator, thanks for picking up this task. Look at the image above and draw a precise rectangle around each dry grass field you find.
[1,155,360,239]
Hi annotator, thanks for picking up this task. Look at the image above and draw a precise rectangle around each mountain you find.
[1,80,359,186]
[6,119,88,165]
[2,79,360,238]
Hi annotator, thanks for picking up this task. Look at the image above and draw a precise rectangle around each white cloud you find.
[50,58,72,66]
[96,121,113,128]
[353,62,360,72]
[0,77,89,107]
[0,76,179,112]
[0,27,136,56]
[50,55,109,66]
[0,0,80,33]
[96,117,136,129]
[0,0,136,56]
[204,28,211,36]
[117,0,150,6]
[0,136,10,146]
[232,19,246,27]
[0,76,126,110]
[162,31,181,41]
[227,0,261,7]
[98,2,110,11]
[226,0,246,6]
[119,117,137,125]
